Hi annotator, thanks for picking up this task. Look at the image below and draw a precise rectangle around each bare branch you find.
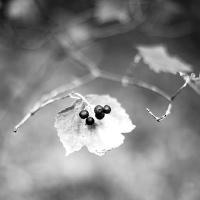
[68,51,176,124]
[68,50,171,102]
[13,73,97,133]
[100,70,171,101]
[121,55,142,86]
[146,103,172,122]
[146,73,191,122]
[92,20,144,41]
[68,49,180,124]
[42,73,96,102]
[171,73,191,101]
[14,94,70,133]
[14,38,194,132]
[69,51,101,77]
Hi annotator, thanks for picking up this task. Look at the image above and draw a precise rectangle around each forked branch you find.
[14,45,192,132]
[14,73,96,133]
[146,72,191,122]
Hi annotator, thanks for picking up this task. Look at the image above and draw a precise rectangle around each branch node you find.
[146,104,172,122]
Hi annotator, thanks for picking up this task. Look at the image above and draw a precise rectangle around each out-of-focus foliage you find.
[137,45,192,74]
[94,0,130,23]
[1,0,200,50]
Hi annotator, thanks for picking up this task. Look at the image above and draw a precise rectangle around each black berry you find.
[79,110,89,119]
[103,105,111,114]
[86,117,95,125]
[95,112,105,120]
[94,105,103,114]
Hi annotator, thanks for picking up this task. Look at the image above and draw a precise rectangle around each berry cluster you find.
[79,105,111,125]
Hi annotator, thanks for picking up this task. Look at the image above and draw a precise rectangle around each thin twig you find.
[121,54,142,86]
[92,19,144,41]
[188,82,200,95]
[146,73,191,122]
[171,76,190,101]
[69,51,101,77]
[61,50,176,123]
[68,51,178,123]
[13,73,97,133]
[70,52,176,123]
[14,93,70,133]
[142,22,193,38]
[146,103,172,122]
[14,35,193,132]
[41,73,95,102]
[100,70,171,101]
[65,46,171,102]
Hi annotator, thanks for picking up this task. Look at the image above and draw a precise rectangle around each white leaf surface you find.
[137,45,192,74]
[54,95,135,156]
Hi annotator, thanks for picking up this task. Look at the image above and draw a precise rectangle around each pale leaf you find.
[54,95,135,156]
[137,45,192,74]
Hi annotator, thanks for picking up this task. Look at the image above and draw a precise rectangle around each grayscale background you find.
[0,0,200,200]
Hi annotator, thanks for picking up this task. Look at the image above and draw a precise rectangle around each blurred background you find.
[0,0,200,200]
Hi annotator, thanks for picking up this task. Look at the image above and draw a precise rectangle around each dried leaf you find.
[137,45,192,74]
[54,95,135,156]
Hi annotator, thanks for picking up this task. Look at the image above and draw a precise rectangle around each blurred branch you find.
[41,73,95,101]
[14,42,194,132]
[67,51,182,123]
[14,17,195,132]
[142,22,193,38]
[68,50,176,104]
[69,50,101,78]
[13,46,173,132]
[92,19,143,40]
[64,42,171,101]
